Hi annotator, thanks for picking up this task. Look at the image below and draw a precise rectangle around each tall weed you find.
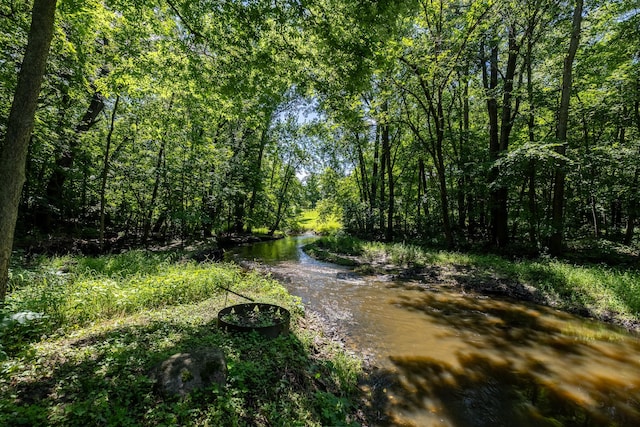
[5,251,298,333]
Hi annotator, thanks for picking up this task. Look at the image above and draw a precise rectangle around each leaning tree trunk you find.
[0,0,58,302]
[269,163,295,235]
[549,0,584,255]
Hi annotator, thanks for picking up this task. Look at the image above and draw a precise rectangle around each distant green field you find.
[297,209,342,234]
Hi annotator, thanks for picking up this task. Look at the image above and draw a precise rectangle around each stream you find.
[228,235,640,426]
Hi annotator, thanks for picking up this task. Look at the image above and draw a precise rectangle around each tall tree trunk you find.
[433,90,454,248]
[625,92,640,245]
[247,122,270,231]
[381,112,393,241]
[144,140,166,242]
[458,65,470,232]
[624,166,638,245]
[143,96,173,244]
[489,26,521,248]
[370,124,380,234]
[526,39,538,246]
[417,158,427,227]
[549,0,583,255]
[355,132,371,206]
[43,91,105,229]
[483,42,501,246]
[379,128,387,232]
[0,0,58,302]
[99,95,120,251]
[269,163,295,235]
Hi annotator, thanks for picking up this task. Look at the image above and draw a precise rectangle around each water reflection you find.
[229,236,640,426]
[227,235,317,264]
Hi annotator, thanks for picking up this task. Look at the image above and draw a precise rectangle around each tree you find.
[549,0,584,255]
[0,0,58,301]
[1,0,637,264]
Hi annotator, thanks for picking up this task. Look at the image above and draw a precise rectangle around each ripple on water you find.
[231,236,640,426]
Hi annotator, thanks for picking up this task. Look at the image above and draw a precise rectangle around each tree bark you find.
[143,96,173,243]
[0,0,58,302]
[526,39,538,246]
[43,91,105,229]
[99,95,120,251]
[492,26,520,248]
[624,166,638,245]
[247,120,270,231]
[369,123,380,234]
[483,42,501,246]
[381,110,394,241]
[379,133,386,232]
[269,163,295,235]
[549,0,583,255]
[624,93,640,244]
[457,65,470,232]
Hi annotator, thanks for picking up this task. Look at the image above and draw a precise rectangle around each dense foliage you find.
[2,2,638,423]
[1,0,639,258]
[307,0,640,254]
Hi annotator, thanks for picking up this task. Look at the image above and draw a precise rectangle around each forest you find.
[1,0,640,425]
[2,0,640,271]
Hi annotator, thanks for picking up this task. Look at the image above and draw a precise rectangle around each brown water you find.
[229,236,640,426]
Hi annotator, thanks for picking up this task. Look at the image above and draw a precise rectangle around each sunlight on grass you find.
[4,250,301,330]
[1,250,362,427]
[313,236,640,323]
[250,227,285,237]
[297,209,341,234]
[462,255,639,320]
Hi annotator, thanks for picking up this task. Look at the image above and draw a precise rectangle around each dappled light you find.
[2,299,358,425]
[2,0,639,424]
[232,236,640,425]
[381,288,640,425]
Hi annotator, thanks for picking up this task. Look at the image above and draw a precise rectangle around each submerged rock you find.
[336,272,362,281]
[150,347,227,397]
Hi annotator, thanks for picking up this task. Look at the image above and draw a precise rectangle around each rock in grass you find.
[150,347,227,397]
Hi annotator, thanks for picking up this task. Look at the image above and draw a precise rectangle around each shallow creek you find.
[228,236,640,426]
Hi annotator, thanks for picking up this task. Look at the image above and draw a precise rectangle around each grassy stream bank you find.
[0,250,364,426]
[304,235,640,332]
[2,234,638,426]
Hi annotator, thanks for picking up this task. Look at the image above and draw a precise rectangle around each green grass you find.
[5,251,293,328]
[296,209,342,235]
[0,251,363,426]
[249,227,285,238]
[309,236,640,324]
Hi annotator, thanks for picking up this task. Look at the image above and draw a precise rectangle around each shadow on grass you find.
[1,316,357,426]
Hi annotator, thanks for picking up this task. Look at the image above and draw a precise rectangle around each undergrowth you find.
[0,250,362,426]
[4,250,291,330]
